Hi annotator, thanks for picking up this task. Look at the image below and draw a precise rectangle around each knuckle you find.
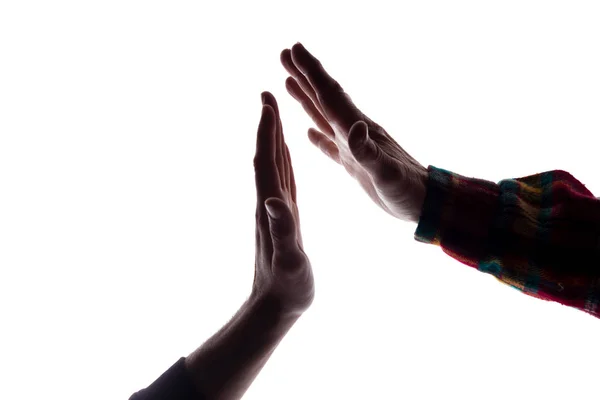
[330,79,343,93]
[274,249,308,270]
[317,80,344,105]
[253,154,261,168]
[253,154,270,169]
[373,158,402,184]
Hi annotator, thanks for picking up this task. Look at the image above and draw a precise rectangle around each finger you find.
[284,143,294,201]
[279,124,288,192]
[265,197,298,250]
[254,105,279,259]
[348,120,386,174]
[291,43,363,133]
[281,49,324,114]
[254,105,282,204]
[264,198,302,260]
[285,77,335,138]
[308,128,341,164]
[284,144,301,246]
[261,91,287,190]
[290,43,342,97]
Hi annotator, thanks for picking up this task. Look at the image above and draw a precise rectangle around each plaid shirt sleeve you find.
[414,165,600,318]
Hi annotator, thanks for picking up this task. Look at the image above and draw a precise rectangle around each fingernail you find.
[265,202,276,218]
[352,122,368,145]
[261,93,266,104]
[363,127,370,144]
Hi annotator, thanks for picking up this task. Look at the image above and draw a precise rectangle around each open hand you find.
[281,43,428,223]
[251,92,314,316]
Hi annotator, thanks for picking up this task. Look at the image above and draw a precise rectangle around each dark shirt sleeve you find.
[415,165,600,318]
[129,357,204,400]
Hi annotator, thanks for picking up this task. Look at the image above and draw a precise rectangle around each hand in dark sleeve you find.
[129,358,201,400]
[130,92,315,400]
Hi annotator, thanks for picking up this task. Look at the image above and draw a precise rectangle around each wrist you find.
[409,167,429,224]
[245,292,303,333]
[184,294,302,400]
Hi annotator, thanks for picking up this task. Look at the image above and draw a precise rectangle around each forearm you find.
[184,294,301,400]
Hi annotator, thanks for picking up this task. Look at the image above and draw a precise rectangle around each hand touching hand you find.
[252,91,314,316]
[181,94,314,400]
[281,43,428,223]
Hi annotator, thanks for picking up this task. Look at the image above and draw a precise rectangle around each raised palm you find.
[281,43,428,223]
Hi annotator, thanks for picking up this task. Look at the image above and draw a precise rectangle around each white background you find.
[1,1,600,399]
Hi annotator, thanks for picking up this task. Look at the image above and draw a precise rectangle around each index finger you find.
[261,91,287,191]
[254,104,282,203]
[290,43,342,95]
[290,43,363,133]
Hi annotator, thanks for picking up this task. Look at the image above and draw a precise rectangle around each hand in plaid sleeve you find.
[281,43,428,223]
[415,166,600,318]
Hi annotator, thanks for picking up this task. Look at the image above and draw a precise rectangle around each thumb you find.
[348,121,382,170]
[265,198,297,249]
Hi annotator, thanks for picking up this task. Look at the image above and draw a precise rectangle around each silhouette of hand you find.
[252,92,314,316]
[281,43,428,223]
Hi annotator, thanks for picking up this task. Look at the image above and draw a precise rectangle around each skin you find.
[183,92,314,400]
[251,92,314,315]
[281,43,428,223]
[145,44,429,399]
